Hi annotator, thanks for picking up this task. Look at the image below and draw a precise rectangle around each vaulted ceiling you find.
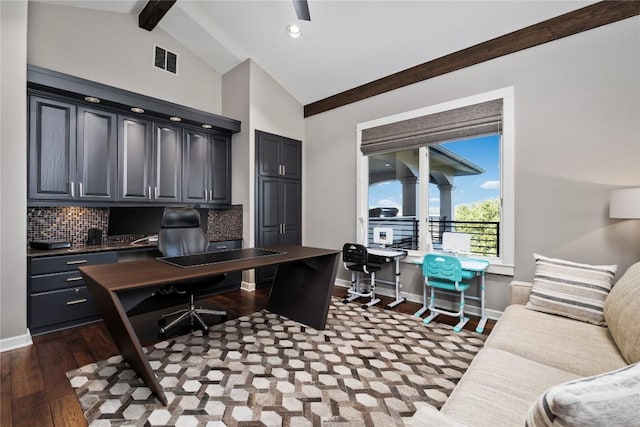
[35,1,599,107]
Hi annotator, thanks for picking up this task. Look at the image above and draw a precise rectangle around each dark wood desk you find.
[79,245,340,405]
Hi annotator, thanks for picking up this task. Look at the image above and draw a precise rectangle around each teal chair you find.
[421,254,476,332]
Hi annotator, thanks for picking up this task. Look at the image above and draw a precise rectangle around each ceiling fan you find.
[292,0,311,21]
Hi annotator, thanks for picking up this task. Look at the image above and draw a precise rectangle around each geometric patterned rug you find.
[67,298,486,426]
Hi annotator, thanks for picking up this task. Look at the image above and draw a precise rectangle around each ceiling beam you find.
[139,0,177,31]
[304,1,640,118]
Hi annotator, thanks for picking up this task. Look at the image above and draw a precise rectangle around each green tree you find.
[454,198,500,256]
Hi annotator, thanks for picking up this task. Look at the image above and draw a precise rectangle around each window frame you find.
[356,87,515,275]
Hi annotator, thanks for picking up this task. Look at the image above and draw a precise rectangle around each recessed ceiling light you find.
[131,107,145,113]
[286,24,301,39]
[169,116,182,122]
[84,96,101,103]
[201,124,213,129]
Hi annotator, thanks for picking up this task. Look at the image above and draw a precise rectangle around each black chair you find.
[157,207,226,335]
[342,243,383,308]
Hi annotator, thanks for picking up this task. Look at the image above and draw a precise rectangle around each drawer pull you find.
[66,277,83,282]
[66,298,87,306]
[216,246,227,250]
[66,260,87,265]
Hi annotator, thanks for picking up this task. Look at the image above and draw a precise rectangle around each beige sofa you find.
[407,261,640,426]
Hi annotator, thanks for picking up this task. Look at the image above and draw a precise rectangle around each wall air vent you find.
[154,45,177,75]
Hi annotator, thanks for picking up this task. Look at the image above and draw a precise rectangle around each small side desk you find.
[412,255,490,333]
[79,245,340,405]
[367,248,407,308]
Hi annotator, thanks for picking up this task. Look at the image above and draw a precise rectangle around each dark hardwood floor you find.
[0,286,495,427]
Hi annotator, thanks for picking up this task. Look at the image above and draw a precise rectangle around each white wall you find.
[304,18,640,314]
[28,2,222,114]
[1,0,30,348]
[222,59,304,287]
[223,60,251,245]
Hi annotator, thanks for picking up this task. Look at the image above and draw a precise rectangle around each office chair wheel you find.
[361,304,369,310]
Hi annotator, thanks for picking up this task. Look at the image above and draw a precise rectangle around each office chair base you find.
[159,295,226,335]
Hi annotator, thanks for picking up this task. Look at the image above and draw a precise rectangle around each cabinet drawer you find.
[30,252,117,275]
[207,240,241,252]
[30,270,86,293]
[29,286,98,330]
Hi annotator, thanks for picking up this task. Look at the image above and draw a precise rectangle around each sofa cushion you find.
[441,348,579,427]
[604,261,640,364]
[526,363,640,427]
[485,305,627,377]
[525,254,617,326]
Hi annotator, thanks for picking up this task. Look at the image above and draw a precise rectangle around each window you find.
[357,88,514,274]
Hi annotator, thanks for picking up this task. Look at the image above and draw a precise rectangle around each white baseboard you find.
[0,329,33,353]
[334,279,503,320]
[241,281,256,292]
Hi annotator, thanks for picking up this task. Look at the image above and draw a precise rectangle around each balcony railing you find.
[428,219,500,257]
[368,217,500,256]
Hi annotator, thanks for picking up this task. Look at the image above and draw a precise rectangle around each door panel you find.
[119,116,152,200]
[154,124,181,202]
[29,97,76,199]
[77,107,116,200]
[210,134,231,205]
[259,178,281,229]
[257,132,281,177]
[281,140,301,179]
[282,181,301,230]
[182,130,208,203]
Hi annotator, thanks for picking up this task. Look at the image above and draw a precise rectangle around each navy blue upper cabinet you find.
[183,129,231,206]
[26,66,239,207]
[29,96,117,202]
[257,130,301,180]
[118,117,182,203]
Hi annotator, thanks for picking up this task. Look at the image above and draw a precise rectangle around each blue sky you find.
[369,134,500,216]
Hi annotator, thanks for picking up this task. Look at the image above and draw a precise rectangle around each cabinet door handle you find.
[66,298,87,306]
[209,190,213,200]
[66,260,87,265]
[282,224,286,234]
[148,186,152,200]
[155,186,159,199]
[204,190,208,201]
[79,182,83,197]
[66,276,83,282]
[70,181,75,198]
[282,165,286,176]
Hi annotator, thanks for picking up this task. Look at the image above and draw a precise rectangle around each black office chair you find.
[157,207,226,335]
[342,243,383,308]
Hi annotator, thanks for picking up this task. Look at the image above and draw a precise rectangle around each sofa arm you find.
[405,406,469,427]
[510,281,533,305]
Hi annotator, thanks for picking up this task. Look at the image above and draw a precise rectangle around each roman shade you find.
[361,99,503,155]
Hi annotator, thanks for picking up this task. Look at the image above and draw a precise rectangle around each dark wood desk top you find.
[79,245,340,292]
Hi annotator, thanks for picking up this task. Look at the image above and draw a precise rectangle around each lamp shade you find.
[609,188,640,219]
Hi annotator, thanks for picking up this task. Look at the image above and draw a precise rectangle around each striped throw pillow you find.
[525,254,617,326]
[526,363,640,427]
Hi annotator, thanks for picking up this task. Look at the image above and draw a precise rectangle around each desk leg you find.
[83,278,168,406]
[386,258,406,309]
[267,253,340,330]
[475,272,487,334]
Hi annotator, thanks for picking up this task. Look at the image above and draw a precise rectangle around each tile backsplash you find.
[27,205,243,246]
